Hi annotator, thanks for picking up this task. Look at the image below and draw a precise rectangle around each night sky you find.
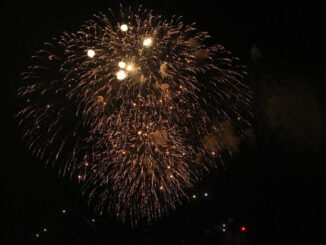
[2,0,325,244]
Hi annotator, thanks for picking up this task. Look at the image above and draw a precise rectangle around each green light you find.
[192,194,196,199]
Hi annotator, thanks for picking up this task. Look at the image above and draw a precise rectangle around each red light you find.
[241,226,247,232]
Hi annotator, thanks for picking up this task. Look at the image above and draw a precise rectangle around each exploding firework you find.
[17,6,252,223]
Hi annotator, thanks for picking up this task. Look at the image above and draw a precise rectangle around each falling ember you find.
[17,5,252,224]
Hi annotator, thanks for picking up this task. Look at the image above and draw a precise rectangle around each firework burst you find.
[17,6,252,223]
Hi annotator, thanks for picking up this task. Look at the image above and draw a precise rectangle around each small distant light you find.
[116,70,127,80]
[119,61,126,69]
[35,233,40,238]
[91,218,95,222]
[192,194,196,199]
[62,209,66,214]
[87,49,95,58]
[126,64,133,71]
[222,228,226,232]
[143,38,152,47]
[120,24,128,32]
[204,193,208,197]
[159,186,163,190]
[43,228,47,232]
[78,175,82,180]
[241,226,247,232]
[222,223,226,227]
[137,131,142,135]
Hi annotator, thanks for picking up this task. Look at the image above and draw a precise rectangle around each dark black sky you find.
[2,1,325,244]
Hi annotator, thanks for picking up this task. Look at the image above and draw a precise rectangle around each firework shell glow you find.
[17,6,252,223]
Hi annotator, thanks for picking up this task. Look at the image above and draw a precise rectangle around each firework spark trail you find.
[17,6,252,223]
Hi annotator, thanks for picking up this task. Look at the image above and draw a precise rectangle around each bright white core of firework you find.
[87,49,95,58]
[143,38,152,47]
[116,70,127,80]
[120,24,128,32]
[119,61,126,69]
